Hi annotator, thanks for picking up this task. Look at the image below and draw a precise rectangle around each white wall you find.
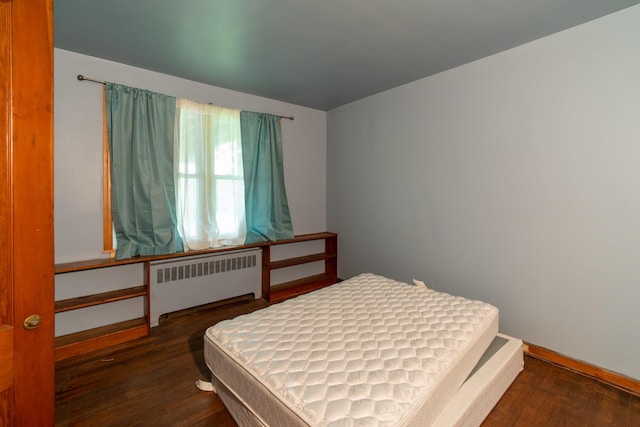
[54,49,327,263]
[327,6,640,379]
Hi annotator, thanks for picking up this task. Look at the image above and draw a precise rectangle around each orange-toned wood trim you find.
[0,326,13,393]
[261,245,271,301]
[54,286,147,313]
[269,252,334,269]
[269,275,339,303]
[54,232,335,273]
[0,3,13,425]
[52,232,337,359]
[102,86,115,256]
[54,319,148,362]
[144,262,151,330]
[267,232,337,246]
[0,389,10,427]
[0,0,12,328]
[10,0,55,425]
[325,233,338,279]
[524,342,640,396]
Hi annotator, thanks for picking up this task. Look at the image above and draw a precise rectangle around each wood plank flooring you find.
[56,297,640,426]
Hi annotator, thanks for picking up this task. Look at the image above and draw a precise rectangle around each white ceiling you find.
[54,0,640,111]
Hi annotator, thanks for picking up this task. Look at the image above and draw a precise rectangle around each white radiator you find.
[149,248,262,327]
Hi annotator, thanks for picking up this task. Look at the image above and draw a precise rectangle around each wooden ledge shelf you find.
[55,286,147,313]
[270,253,335,269]
[263,233,338,303]
[267,232,337,246]
[54,232,338,359]
[269,274,340,303]
[54,232,337,274]
[54,318,148,362]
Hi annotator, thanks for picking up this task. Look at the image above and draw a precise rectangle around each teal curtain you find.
[240,111,294,243]
[106,83,183,259]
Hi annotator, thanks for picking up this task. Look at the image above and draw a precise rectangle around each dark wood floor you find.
[56,297,640,426]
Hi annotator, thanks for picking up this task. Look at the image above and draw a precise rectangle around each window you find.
[103,97,247,255]
[174,100,246,250]
[103,83,293,259]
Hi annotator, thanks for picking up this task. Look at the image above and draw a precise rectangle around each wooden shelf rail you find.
[54,286,147,313]
[266,233,339,303]
[54,318,148,362]
[54,232,339,360]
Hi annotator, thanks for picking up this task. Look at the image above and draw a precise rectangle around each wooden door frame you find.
[0,2,13,419]
[0,0,55,425]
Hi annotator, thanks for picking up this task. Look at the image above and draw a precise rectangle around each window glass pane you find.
[216,178,244,236]
[174,99,244,249]
[215,141,233,175]
[180,177,201,240]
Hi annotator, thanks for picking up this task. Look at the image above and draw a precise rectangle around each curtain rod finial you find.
[76,74,107,85]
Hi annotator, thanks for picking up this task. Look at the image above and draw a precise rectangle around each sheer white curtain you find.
[174,99,246,250]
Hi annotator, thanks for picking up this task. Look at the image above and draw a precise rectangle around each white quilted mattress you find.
[204,273,499,426]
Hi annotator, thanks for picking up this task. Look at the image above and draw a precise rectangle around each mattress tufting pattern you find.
[205,273,498,426]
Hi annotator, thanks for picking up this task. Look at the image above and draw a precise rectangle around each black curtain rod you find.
[77,74,294,121]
